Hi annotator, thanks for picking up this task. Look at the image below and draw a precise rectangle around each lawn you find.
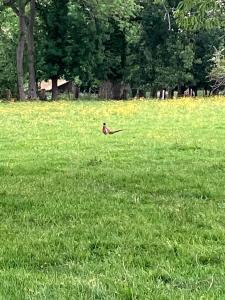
[0,98,225,299]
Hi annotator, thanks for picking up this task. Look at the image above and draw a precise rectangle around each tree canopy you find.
[0,0,224,99]
[176,0,225,29]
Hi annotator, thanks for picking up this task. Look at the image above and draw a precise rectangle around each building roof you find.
[40,79,68,91]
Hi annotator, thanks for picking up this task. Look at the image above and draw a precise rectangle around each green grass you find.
[0,98,225,299]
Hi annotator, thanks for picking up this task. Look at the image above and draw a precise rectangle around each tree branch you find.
[3,0,19,15]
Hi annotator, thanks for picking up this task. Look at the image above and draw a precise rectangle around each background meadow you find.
[0,99,225,299]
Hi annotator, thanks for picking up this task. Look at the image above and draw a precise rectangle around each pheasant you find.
[102,123,123,135]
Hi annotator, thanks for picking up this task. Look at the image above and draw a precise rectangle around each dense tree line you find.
[0,0,224,100]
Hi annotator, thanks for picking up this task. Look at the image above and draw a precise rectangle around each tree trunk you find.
[193,87,198,97]
[74,86,80,99]
[159,90,163,99]
[4,89,12,100]
[39,89,47,100]
[111,82,122,100]
[51,77,58,100]
[138,89,145,98]
[168,89,174,99]
[99,81,113,99]
[26,0,37,99]
[99,80,131,100]
[121,85,130,100]
[5,0,37,100]
[178,85,186,97]
[17,13,26,100]
[151,87,157,98]
[132,89,137,98]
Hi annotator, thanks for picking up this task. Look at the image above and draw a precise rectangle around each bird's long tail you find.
[109,129,124,135]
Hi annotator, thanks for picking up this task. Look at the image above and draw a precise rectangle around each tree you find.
[209,48,225,92]
[191,30,224,95]
[3,0,37,100]
[63,2,105,94]
[127,0,196,97]
[1,0,223,101]
[96,19,130,99]
[0,6,17,97]
[37,0,69,100]
[176,0,225,29]
[176,0,225,94]
[75,0,141,99]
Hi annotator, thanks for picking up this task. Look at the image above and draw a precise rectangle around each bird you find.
[102,123,123,135]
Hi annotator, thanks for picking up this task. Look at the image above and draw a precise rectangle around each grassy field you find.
[0,98,225,299]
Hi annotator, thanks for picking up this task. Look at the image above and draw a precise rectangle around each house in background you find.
[39,79,80,100]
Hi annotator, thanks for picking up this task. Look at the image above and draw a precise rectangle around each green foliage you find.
[192,30,224,90]
[0,7,17,96]
[128,0,195,92]
[176,0,225,30]
[209,48,225,91]
[36,0,140,87]
[0,0,224,97]
[65,2,104,85]
[36,0,70,81]
[95,19,128,82]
